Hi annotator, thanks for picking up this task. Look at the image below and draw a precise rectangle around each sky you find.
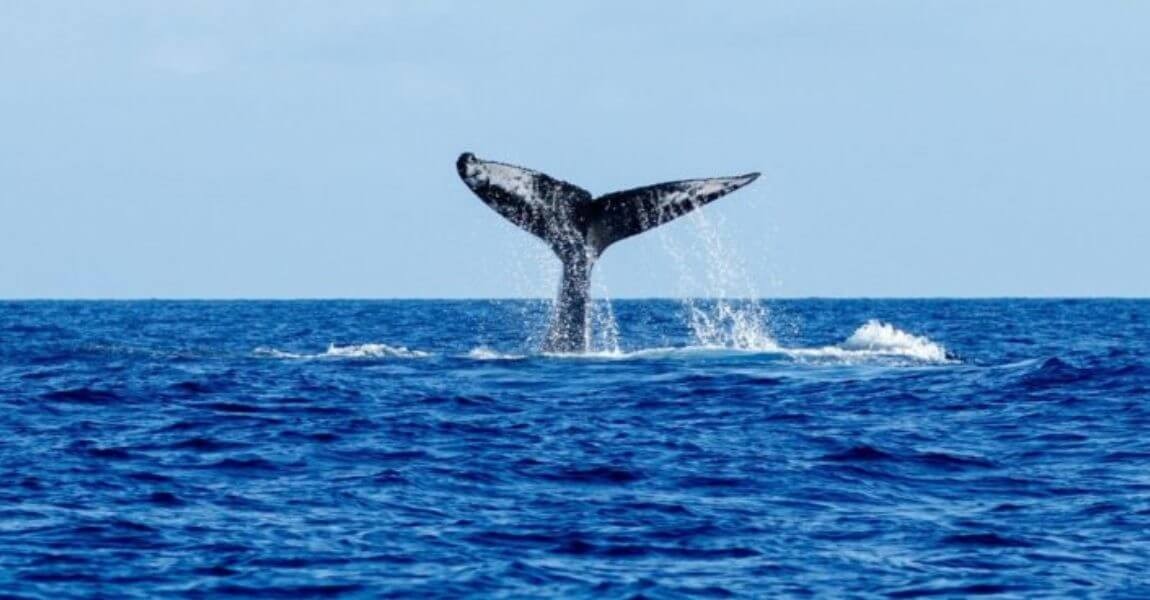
[1,1,1148,298]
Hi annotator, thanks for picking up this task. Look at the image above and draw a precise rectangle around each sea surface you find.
[1,299,1148,598]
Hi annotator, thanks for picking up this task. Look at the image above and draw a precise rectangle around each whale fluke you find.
[587,174,761,253]
[457,152,760,353]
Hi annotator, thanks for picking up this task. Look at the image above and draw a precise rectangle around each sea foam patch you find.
[839,320,950,361]
[254,343,431,359]
[562,320,951,364]
[466,346,527,360]
[785,320,953,364]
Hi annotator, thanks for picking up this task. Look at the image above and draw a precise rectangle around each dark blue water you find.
[2,299,1148,597]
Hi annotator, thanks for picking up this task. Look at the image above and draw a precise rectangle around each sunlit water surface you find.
[1,299,1148,597]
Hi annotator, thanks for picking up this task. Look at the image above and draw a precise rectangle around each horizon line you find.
[2,296,1148,302]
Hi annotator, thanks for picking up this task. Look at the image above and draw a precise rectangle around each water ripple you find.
[1,299,1148,596]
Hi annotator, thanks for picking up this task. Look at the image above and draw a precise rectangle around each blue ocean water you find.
[1,299,1148,597]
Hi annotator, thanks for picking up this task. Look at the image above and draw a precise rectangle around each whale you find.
[456,152,760,353]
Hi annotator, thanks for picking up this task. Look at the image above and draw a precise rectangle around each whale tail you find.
[456,152,760,352]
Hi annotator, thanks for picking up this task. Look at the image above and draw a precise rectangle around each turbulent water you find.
[1,299,1148,597]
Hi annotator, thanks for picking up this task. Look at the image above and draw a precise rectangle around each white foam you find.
[466,346,526,360]
[252,321,950,365]
[840,320,949,361]
[542,345,772,361]
[539,320,952,365]
[254,343,431,360]
[252,346,305,359]
[786,320,952,364]
[323,343,430,358]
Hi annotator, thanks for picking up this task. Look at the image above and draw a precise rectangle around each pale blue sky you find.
[2,1,1147,298]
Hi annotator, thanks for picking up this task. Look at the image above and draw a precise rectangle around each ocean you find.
[1,299,1147,597]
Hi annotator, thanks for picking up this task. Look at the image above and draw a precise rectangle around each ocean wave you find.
[4,299,1147,597]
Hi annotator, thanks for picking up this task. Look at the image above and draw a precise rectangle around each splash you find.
[658,204,778,350]
[507,237,622,354]
[686,299,777,350]
[588,296,621,355]
[505,238,562,352]
[787,320,953,364]
[836,320,951,362]
[537,320,952,365]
